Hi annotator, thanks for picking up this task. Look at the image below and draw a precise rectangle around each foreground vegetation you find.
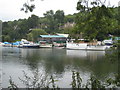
[8,70,120,89]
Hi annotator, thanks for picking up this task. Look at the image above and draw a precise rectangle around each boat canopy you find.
[4,42,11,44]
[39,35,66,38]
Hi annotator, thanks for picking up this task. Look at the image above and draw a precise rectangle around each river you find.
[2,47,118,88]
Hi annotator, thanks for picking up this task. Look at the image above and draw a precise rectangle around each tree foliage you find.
[27,29,47,42]
[42,10,65,33]
[2,2,120,42]
[75,0,119,40]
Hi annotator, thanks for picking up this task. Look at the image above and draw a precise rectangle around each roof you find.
[39,35,66,38]
[56,33,69,38]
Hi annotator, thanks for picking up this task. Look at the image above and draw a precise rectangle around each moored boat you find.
[87,45,108,51]
[66,43,88,50]
[39,41,52,48]
[0,42,4,46]
[18,39,39,48]
[66,42,111,51]
[3,42,12,47]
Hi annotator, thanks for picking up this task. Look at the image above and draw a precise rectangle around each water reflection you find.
[87,51,105,61]
[66,50,105,61]
[2,47,118,88]
[20,48,117,78]
[21,48,66,74]
[67,50,87,58]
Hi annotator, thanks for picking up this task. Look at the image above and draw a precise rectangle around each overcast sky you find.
[0,0,119,22]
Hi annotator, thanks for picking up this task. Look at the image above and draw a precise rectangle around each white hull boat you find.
[66,43,88,50]
[18,39,39,48]
[18,43,39,48]
[66,43,111,51]
[87,45,107,51]
[0,42,4,46]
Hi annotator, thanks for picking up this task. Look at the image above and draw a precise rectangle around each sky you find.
[0,0,119,22]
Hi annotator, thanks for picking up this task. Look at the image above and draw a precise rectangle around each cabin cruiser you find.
[66,43,88,50]
[66,41,112,51]
[18,39,39,48]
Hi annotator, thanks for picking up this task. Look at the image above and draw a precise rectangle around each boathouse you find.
[38,35,67,44]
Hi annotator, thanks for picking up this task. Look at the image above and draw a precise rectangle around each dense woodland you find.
[2,0,120,42]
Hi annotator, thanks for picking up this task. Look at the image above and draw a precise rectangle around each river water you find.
[2,47,118,88]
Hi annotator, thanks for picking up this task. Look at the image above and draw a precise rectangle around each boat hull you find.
[66,43,88,50]
[18,45,40,48]
[87,46,107,51]
[66,43,110,51]
[22,45,40,48]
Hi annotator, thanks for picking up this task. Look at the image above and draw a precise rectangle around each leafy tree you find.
[75,0,118,41]
[27,14,39,28]
[17,19,29,39]
[27,29,47,42]
[2,21,20,42]
[54,10,65,25]
[43,10,56,33]
[21,0,36,13]
[4,35,11,42]
[27,33,33,41]
[43,10,65,33]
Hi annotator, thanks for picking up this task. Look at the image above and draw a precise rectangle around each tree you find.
[43,10,65,33]
[21,0,36,13]
[27,33,33,41]
[43,10,56,33]
[54,10,65,25]
[75,0,118,41]
[27,29,47,42]
[2,21,20,42]
[4,35,11,42]
[27,14,39,28]
[17,19,29,39]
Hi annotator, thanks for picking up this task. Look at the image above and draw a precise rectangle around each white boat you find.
[66,43,111,51]
[0,42,4,46]
[66,43,88,50]
[18,39,39,48]
[39,41,52,48]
